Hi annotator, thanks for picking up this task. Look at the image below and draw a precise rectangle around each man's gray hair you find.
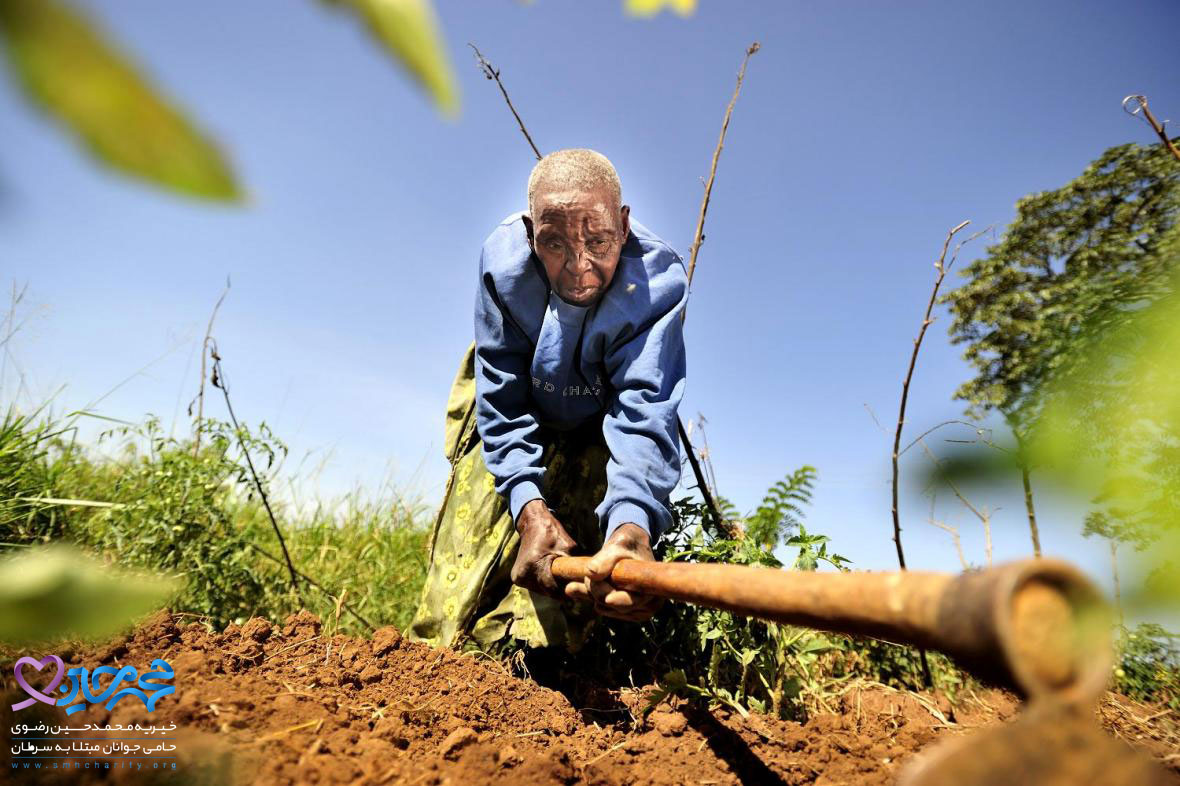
[527,149,622,218]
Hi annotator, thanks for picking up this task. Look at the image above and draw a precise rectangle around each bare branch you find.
[209,340,301,600]
[1123,94,1180,163]
[191,277,230,456]
[891,220,972,570]
[683,42,761,320]
[470,44,542,161]
[899,419,989,458]
[863,402,888,436]
[249,543,376,632]
[928,517,968,572]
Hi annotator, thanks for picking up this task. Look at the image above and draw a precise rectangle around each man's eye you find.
[545,240,563,251]
[588,239,608,250]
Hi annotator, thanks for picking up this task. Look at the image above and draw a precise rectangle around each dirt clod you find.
[649,710,687,737]
[371,625,402,656]
[440,726,479,759]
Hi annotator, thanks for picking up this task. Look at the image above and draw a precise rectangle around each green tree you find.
[943,138,1180,555]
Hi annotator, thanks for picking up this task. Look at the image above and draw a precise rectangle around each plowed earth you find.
[3,610,1177,785]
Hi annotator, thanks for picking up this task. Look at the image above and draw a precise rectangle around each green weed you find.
[0,407,430,635]
[1113,623,1180,709]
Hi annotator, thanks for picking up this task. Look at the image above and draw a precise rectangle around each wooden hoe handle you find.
[551,556,1111,703]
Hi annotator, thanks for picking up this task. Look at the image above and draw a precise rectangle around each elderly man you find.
[408,149,687,653]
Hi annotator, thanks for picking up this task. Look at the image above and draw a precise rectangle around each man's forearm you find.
[593,247,689,541]
[474,259,548,522]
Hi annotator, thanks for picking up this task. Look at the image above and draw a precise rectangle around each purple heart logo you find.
[12,655,65,712]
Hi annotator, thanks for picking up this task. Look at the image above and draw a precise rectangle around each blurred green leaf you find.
[0,0,240,200]
[624,0,697,17]
[0,543,179,645]
[1031,262,1180,607]
[325,0,458,117]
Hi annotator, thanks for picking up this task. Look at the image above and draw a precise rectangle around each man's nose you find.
[565,243,593,272]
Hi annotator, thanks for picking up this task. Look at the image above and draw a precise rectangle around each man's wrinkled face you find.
[524,185,630,307]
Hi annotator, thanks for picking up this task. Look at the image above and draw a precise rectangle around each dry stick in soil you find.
[675,42,758,538]
[208,340,301,601]
[683,41,760,320]
[1123,94,1180,163]
[189,294,376,633]
[469,43,760,537]
[890,219,971,687]
[190,277,230,457]
[890,220,972,569]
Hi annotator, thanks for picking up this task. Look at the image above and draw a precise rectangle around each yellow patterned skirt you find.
[407,342,609,653]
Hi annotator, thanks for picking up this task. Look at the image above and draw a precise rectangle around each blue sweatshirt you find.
[473,211,688,541]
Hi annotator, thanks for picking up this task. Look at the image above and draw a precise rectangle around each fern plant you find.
[630,465,853,718]
[744,465,816,550]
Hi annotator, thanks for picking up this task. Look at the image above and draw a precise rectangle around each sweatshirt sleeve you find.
[595,253,689,542]
[473,246,546,524]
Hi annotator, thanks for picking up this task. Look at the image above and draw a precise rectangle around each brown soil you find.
[3,610,1177,785]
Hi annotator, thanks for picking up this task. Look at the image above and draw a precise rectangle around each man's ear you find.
[522,214,535,251]
[619,205,631,240]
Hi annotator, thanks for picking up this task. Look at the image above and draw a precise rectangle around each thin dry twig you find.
[583,741,627,768]
[678,417,737,538]
[209,340,301,600]
[694,414,720,494]
[890,220,973,569]
[683,42,760,316]
[263,635,323,661]
[190,277,230,456]
[928,518,968,572]
[251,718,323,744]
[470,43,542,161]
[325,588,349,663]
[672,41,761,536]
[1123,95,1180,163]
[899,419,989,458]
[917,436,994,567]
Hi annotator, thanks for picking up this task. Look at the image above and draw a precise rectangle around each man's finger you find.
[588,539,639,578]
[587,576,615,605]
[598,590,661,617]
[585,550,615,581]
[601,588,636,608]
[564,581,590,602]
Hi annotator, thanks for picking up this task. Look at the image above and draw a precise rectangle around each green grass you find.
[0,407,431,636]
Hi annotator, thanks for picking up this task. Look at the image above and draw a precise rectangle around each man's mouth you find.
[567,285,598,301]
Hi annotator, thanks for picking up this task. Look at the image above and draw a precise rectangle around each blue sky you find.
[3,0,1178,607]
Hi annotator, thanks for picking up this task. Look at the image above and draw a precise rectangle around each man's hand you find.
[511,499,577,599]
[565,523,663,622]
